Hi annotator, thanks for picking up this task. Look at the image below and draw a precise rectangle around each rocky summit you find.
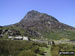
[16,10,75,30]
[0,10,75,40]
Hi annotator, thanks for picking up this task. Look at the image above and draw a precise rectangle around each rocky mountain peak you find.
[22,10,41,20]
[23,10,58,21]
[27,10,40,15]
[0,10,75,40]
[20,10,59,26]
[16,10,75,30]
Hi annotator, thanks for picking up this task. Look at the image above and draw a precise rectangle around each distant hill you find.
[0,10,75,40]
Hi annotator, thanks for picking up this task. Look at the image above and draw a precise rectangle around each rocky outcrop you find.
[0,29,21,38]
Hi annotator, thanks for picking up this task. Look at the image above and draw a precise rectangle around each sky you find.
[0,0,75,27]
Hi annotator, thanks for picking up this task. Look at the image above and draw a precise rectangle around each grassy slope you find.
[51,44,75,56]
[42,29,75,40]
[0,26,75,40]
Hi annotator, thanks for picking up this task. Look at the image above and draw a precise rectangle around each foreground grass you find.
[0,40,48,56]
[51,44,75,56]
[44,45,51,56]
[38,45,51,56]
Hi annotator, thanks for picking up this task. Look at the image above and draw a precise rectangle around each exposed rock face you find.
[17,10,75,30]
[0,29,21,37]
[19,10,59,28]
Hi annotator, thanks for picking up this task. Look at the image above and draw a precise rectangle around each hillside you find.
[0,10,75,40]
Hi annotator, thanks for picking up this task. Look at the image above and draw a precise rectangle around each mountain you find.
[0,10,75,40]
[16,10,75,30]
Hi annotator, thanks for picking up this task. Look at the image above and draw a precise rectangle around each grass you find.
[0,40,48,56]
[44,45,51,56]
[39,45,52,56]
[51,44,75,56]
[42,29,75,40]
[1,25,75,40]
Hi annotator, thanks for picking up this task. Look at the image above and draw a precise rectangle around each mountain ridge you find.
[0,10,75,40]
[17,10,75,30]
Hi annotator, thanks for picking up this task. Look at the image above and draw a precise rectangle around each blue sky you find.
[0,0,75,27]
